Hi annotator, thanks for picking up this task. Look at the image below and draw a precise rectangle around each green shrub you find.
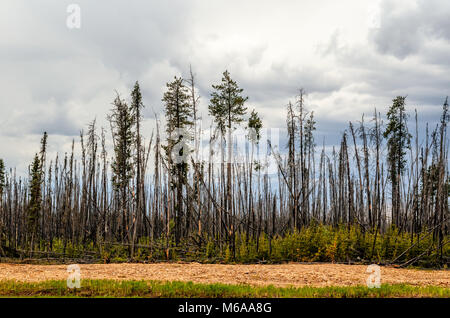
[19,224,448,268]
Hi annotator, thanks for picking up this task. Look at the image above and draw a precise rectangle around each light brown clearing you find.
[0,263,448,288]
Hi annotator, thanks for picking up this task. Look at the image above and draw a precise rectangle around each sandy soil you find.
[0,263,448,288]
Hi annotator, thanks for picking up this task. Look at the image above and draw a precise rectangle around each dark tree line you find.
[0,70,448,264]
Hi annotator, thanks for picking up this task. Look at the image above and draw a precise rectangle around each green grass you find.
[0,279,448,298]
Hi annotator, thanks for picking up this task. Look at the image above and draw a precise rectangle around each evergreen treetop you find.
[248,109,262,143]
[209,70,248,134]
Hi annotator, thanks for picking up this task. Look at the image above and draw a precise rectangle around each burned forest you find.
[0,71,448,268]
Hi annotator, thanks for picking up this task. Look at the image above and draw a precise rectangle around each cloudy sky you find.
[1,0,449,175]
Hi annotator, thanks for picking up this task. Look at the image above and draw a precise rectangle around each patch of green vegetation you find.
[0,280,448,298]
[4,224,448,268]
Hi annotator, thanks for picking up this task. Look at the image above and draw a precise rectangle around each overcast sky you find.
[1,0,449,175]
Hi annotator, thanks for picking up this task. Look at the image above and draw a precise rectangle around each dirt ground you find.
[0,263,448,288]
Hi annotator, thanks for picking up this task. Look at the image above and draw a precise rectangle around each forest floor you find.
[0,263,448,288]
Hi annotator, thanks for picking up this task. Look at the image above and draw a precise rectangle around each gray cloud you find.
[0,0,449,175]
[370,0,450,59]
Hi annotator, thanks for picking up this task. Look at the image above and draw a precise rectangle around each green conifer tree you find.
[163,76,193,242]
[108,95,135,244]
[130,81,144,256]
[28,154,42,248]
[209,70,248,256]
[383,96,411,226]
